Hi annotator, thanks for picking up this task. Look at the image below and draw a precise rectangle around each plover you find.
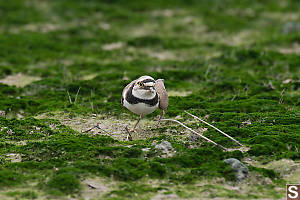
[121,75,168,133]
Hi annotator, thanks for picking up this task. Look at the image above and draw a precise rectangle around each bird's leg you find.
[157,110,165,127]
[125,114,143,141]
[131,114,143,132]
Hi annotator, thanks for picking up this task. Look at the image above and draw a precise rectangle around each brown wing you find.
[121,79,136,106]
[154,79,168,110]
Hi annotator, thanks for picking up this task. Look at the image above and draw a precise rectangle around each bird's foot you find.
[126,133,133,141]
[125,126,135,141]
[129,128,137,133]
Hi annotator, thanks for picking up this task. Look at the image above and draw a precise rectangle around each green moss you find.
[6,190,38,199]
[190,162,236,182]
[0,169,23,188]
[0,0,45,25]
[148,161,167,178]
[112,158,148,181]
[249,166,279,180]
[46,173,81,195]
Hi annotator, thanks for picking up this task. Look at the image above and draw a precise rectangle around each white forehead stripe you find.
[144,82,155,87]
[137,75,154,81]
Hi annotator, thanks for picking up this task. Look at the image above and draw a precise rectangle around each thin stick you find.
[82,125,98,133]
[184,111,243,146]
[82,123,109,134]
[67,90,72,104]
[87,184,97,189]
[161,119,227,151]
[74,87,81,105]
[90,101,94,111]
[96,124,109,134]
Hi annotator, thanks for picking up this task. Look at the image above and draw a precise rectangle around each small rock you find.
[17,113,24,118]
[264,177,272,185]
[99,22,110,30]
[142,148,151,152]
[102,42,124,51]
[7,129,14,135]
[240,119,252,128]
[155,140,173,151]
[6,153,22,163]
[282,22,300,34]
[16,141,27,146]
[153,140,175,158]
[282,79,292,84]
[0,110,5,117]
[224,158,249,182]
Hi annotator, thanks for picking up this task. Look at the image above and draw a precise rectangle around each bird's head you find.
[133,76,155,94]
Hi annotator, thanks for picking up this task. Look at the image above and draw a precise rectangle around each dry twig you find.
[67,90,72,104]
[82,123,109,134]
[161,118,227,150]
[74,87,81,105]
[184,111,243,146]
[66,87,81,104]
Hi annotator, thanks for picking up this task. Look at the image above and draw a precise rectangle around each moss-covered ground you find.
[0,0,300,199]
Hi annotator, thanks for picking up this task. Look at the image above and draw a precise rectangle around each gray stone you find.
[282,22,300,34]
[155,140,173,151]
[153,140,175,158]
[224,158,249,182]
[6,153,22,163]
[0,110,5,117]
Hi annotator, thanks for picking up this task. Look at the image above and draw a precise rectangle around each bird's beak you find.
[144,82,155,91]
[144,86,154,91]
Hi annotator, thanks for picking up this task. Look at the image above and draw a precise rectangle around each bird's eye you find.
[138,82,144,87]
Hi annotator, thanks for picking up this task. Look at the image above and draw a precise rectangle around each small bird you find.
[121,75,168,134]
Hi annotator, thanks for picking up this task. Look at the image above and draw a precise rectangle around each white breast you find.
[123,99,158,115]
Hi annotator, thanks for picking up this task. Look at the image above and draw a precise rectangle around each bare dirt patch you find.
[129,10,206,38]
[243,158,300,183]
[36,112,170,141]
[168,90,192,97]
[102,42,125,51]
[218,30,260,46]
[35,111,217,143]
[276,43,300,54]
[152,193,182,200]
[0,73,41,87]
[144,49,176,60]
[81,73,98,81]
[81,177,114,200]
[262,12,299,21]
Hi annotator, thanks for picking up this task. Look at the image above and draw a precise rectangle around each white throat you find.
[132,88,156,100]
